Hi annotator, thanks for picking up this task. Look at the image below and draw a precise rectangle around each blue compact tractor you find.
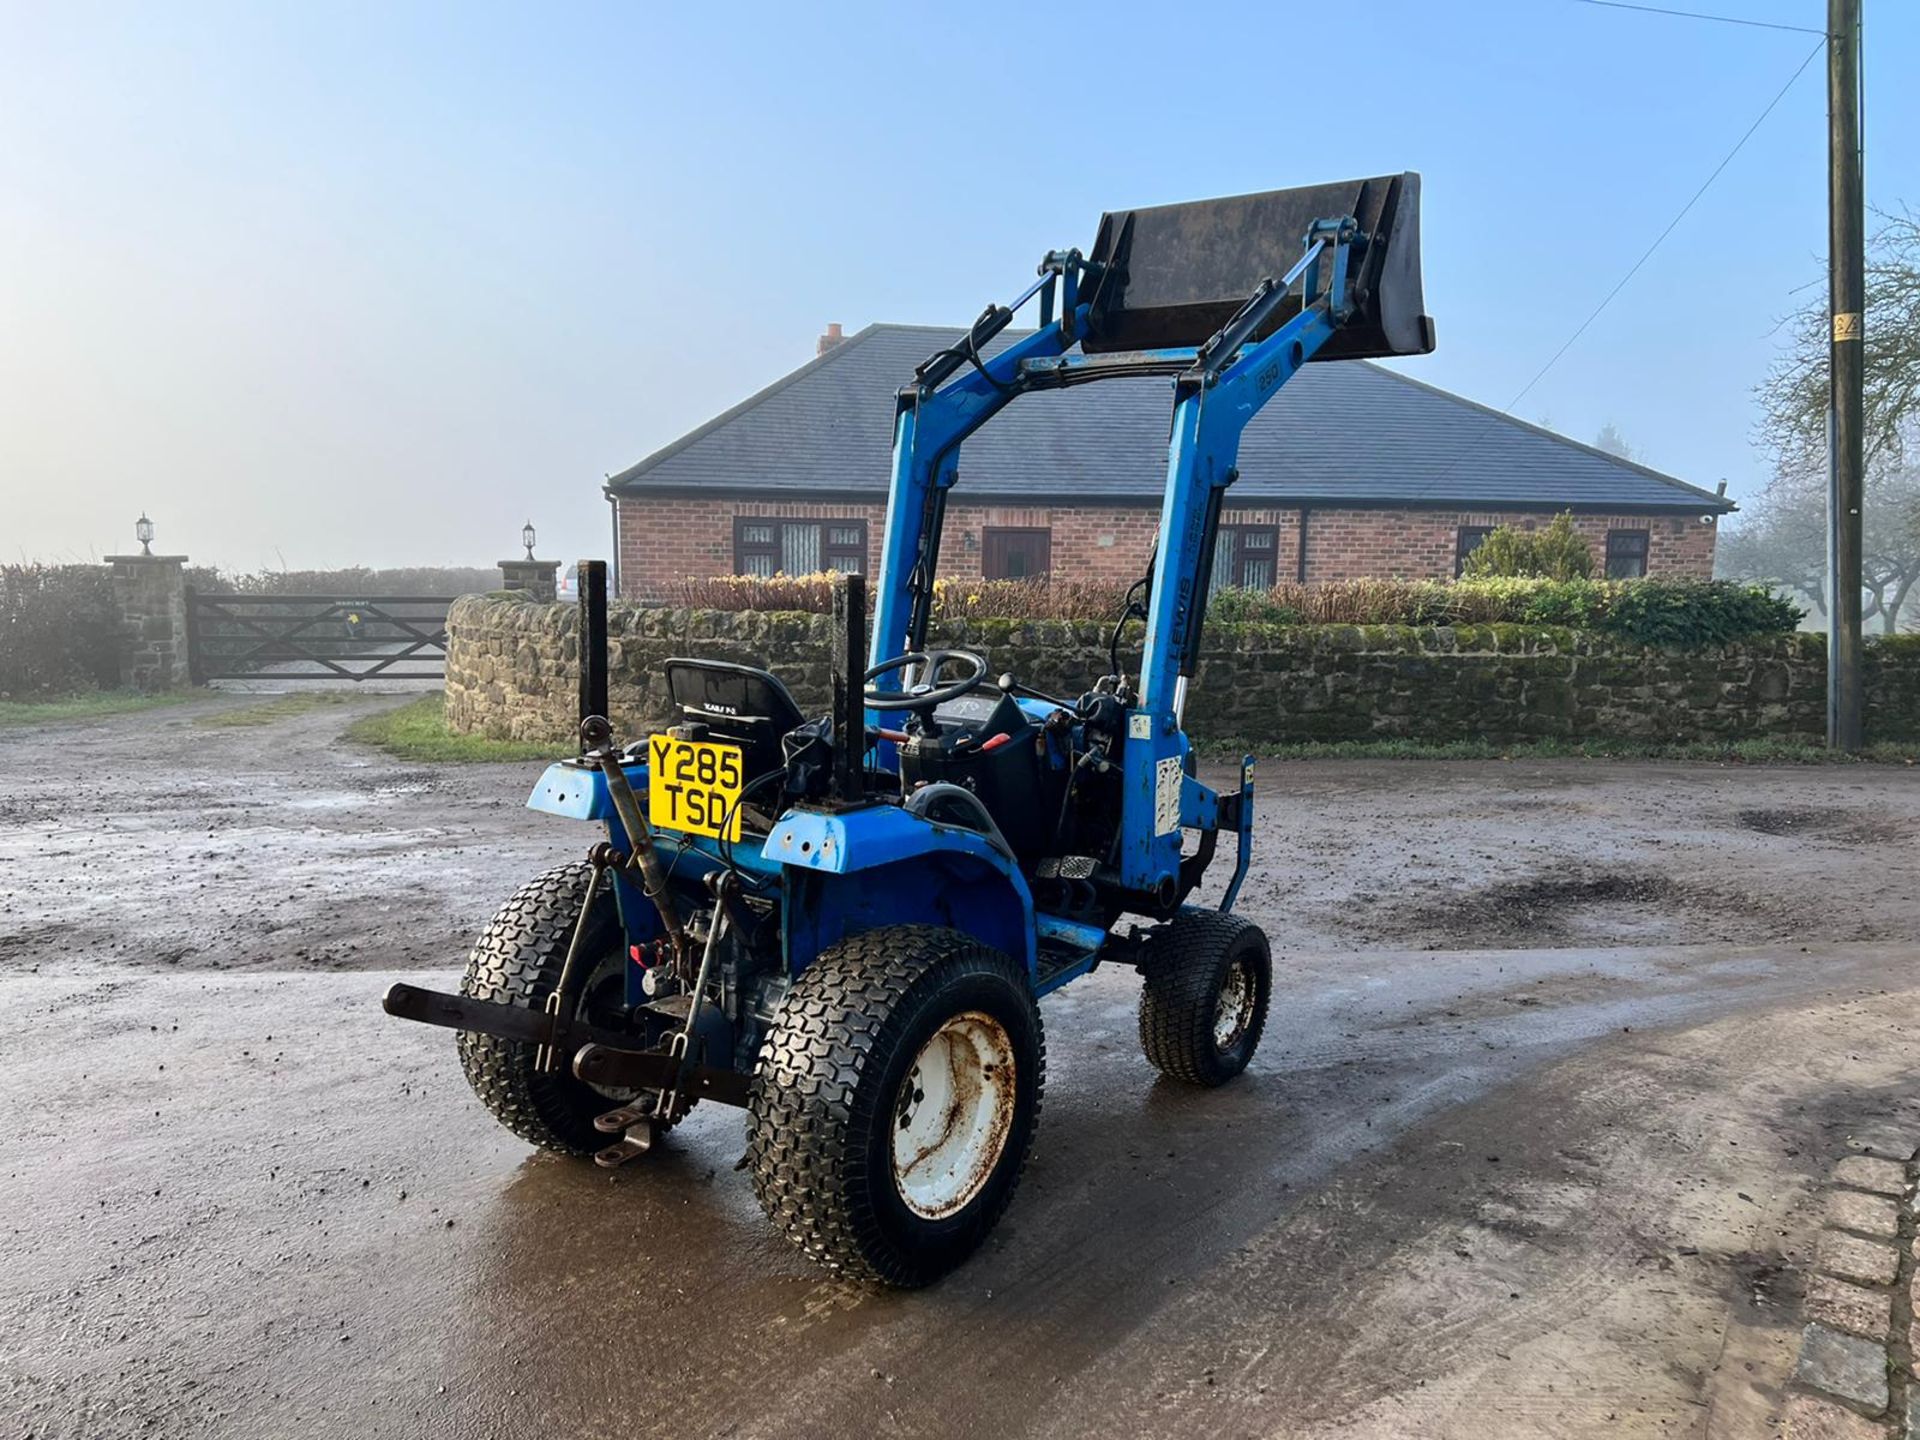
[386,175,1432,1286]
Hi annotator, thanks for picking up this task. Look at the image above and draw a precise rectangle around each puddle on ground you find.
[284,781,432,810]
[284,793,369,811]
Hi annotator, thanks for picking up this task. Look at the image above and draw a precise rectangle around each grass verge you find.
[0,689,199,728]
[344,693,563,763]
[1196,735,1920,764]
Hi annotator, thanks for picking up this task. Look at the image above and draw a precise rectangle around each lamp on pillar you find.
[500,521,559,601]
[135,513,155,557]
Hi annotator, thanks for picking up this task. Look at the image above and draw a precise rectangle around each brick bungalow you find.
[604,323,1732,597]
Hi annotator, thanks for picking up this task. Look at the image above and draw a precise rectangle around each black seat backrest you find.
[662,659,807,779]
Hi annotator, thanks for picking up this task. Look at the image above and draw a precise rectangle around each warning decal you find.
[1155,756,1182,836]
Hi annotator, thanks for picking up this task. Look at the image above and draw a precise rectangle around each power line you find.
[1499,37,1823,416]
[1405,34,1824,499]
[1567,0,1827,36]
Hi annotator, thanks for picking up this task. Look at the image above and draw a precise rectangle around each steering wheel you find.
[863,649,988,714]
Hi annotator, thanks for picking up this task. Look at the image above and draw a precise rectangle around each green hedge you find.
[1426,577,1802,643]
[1215,577,1800,643]
[1592,580,1804,645]
[645,573,1803,647]
[0,564,120,697]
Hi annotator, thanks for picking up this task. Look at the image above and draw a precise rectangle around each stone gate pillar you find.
[105,553,191,691]
[499,558,561,602]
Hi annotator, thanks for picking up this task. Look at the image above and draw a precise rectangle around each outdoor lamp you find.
[522,520,536,560]
[135,513,155,556]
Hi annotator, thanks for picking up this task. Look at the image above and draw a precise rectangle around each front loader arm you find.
[1136,222,1354,717]
[866,182,1421,910]
[869,303,1090,670]
[870,245,1092,674]
[1116,225,1355,901]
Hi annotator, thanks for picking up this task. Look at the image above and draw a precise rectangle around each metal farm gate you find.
[185,592,454,683]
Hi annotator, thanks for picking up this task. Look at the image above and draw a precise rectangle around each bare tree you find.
[1593,421,1639,462]
[1759,208,1920,470]
[1733,207,1920,631]
[1718,460,1920,633]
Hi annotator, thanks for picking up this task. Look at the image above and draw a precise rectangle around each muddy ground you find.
[3,692,1915,977]
[3,692,1919,1438]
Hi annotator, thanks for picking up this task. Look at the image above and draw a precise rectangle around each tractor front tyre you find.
[1138,908,1272,1087]
[746,925,1044,1288]
[456,863,642,1156]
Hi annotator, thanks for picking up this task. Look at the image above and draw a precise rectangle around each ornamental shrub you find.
[1204,587,1304,625]
[1461,512,1594,581]
[1449,576,1608,628]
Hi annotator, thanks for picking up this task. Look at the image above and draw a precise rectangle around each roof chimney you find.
[817,322,846,357]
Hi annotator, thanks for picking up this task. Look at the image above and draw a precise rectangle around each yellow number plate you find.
[646,734,744,840]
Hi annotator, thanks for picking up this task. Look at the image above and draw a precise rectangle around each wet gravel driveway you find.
[4,693,1919,1438]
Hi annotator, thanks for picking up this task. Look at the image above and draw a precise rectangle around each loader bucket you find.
[1079,172,1433,361]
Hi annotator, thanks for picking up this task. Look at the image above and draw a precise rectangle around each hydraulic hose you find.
[595,753,690,968]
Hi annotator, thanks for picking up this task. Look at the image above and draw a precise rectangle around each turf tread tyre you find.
[1138,908,1271,1087]
[746,925,1043,1288]
[457,862,639,1156]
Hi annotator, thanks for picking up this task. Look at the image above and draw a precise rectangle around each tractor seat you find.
[662,658,806,779]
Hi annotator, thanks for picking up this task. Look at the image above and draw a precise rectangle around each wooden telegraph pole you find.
[1826,0,1865,749]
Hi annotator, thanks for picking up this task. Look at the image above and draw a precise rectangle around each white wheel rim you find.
[1213,958,1256,1053]
[890,1011,1017,1220]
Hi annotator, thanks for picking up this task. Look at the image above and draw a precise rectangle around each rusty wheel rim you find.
[890,1010,1017,1220]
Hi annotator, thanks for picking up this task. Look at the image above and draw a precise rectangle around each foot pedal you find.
[1037,855,1098,881]
[593,1124,655,1168]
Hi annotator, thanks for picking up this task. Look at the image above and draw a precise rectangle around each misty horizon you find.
[4,2,1914,574]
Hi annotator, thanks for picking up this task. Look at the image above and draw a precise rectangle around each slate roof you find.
[607,324,1731,514]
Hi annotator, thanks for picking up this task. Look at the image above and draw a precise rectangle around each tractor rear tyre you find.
[1138,908,1271,1087]
[457,863,646,1156]
[746,925,1044,1288]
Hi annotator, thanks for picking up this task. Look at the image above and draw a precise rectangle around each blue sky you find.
[2,1,1913,571]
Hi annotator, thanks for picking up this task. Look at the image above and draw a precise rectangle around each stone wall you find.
[445,591,1920,747]
[612,496,1720,598]
[444,595,847,743]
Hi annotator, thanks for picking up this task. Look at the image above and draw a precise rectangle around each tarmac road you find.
[3,695,1919,1438]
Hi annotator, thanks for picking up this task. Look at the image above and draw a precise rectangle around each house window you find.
[1605,528,1650,579]
[1212,525,1280,592]
[734,518,866,577]
[825,524,866,571]
[983,527,1052,580]
[1454,526,1493,578]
